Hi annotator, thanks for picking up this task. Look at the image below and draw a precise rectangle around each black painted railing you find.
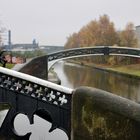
[0,67,73,139]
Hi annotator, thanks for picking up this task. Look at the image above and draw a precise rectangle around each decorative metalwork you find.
[0,68,72,108]
[48,47,105,61]
[109,47,140,56]
[0,67,73,139]
[47,46,140,70]
[48,46,140,62]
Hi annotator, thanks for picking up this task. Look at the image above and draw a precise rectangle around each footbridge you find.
[47,46,140,70]
[1,46,140,140]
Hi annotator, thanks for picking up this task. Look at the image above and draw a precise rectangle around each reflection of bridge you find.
[1,46,140,140]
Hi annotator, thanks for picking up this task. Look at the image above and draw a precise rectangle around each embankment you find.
[67,59,140,79]
[12,55,60,84]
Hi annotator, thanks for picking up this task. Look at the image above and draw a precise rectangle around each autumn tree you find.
[119,23,138,47]
[77,20,99,47]
[97,15,119,46]
[65,15,119,49]
[65,33,80,49]
[78,15,119,47]
[0,24,5,47]
[64,15,138,65]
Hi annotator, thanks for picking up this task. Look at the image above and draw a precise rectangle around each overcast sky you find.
[0,0,140,46]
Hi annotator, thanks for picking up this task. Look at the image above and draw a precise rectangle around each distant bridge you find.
[1,46,140,139]
[47,46,140,70]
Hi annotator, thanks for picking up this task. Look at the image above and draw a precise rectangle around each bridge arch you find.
[47,46,140,70]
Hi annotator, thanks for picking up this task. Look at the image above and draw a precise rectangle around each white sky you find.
[0,0,140,46]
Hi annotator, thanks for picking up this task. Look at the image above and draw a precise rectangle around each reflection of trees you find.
[63,62,140,102]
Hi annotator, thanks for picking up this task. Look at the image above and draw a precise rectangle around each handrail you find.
[0,67,73,94]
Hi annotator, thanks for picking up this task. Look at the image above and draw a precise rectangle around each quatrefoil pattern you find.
[0,73,70,107]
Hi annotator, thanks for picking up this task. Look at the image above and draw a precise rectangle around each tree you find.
[98,15,119,46]
[119,23,138,47]
[0,25,6,47]
[64,15,119,48]
[78,20,100,47]
[65,33,80,49]
[64,15,138,65]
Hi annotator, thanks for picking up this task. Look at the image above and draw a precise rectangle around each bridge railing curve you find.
[47,46,140,70]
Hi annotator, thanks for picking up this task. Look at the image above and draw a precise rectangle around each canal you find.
[1,60,140,139]
[53,61,140,103]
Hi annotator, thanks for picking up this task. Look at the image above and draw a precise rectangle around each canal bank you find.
[12,57,61,84]
[67,60,140,80]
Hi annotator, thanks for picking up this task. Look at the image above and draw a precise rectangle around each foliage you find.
[119,23,138,47]
[64,15,138,65]
[0,23,6,47]
[65,15,138,49]
[11,49,47,58]
[65,33,80,49]
[65,15,120,49]
[0,63,15,69]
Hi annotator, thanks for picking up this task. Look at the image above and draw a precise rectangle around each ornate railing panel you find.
[0,67,73,139]
[48,46,106,61]
[47,46,140,70]
[108,47,140,57]
[48,46,140,61]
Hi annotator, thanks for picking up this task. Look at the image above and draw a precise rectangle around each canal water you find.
[53,61,140,103]
[1,60,140,139]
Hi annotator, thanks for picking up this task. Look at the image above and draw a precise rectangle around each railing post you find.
[72,87,140,140]
[103,46,109,55]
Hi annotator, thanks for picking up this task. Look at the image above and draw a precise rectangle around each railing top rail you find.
[48,46,104,56]
[48,46,140,56]
[0,67,73,94]
[108,46,140,50]
[47,46,140,64]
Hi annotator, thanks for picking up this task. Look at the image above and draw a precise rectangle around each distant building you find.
[39,45,64,53]
[11,43,39,51]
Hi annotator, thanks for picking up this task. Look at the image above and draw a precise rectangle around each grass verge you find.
[67,59,140,79]
[0,63,15,69]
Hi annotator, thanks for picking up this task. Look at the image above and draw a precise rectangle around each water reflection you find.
[55,61,140,140]
[1,61,140,139]
[53,61,140,103]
